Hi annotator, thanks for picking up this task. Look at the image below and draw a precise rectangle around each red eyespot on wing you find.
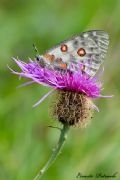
[77,48,86,57]
[60,44,68,52]
[59,63,67,69]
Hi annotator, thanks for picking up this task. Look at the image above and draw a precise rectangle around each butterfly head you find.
[36,55,43,62]
[35,55,46,67]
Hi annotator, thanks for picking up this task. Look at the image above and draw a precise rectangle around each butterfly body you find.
[36,30,109,76]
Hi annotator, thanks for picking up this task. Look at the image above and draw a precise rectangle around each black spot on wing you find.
[73,39,79,48]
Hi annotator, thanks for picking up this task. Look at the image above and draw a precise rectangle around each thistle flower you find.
[10,58,105,127]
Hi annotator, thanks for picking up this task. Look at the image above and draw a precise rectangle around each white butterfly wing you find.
[45,30,109,76]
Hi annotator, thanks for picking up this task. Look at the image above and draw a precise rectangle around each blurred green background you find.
[0,0,120,179]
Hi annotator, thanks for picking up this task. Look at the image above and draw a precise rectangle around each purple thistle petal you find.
[17,81,34,88]
[98,94,113,98]
[33,89,54,107]
[91,103,99,112]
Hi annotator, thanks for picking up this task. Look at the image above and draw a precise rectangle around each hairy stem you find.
[34,123,70,180]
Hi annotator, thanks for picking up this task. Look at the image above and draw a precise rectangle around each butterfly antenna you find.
[33,43,39,57]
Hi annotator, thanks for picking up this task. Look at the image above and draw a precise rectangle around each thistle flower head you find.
[10,58,108,127]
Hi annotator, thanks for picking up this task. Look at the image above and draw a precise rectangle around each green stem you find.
[34,123,70,180]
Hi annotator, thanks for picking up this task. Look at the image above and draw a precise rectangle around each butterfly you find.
[35,30,109,77]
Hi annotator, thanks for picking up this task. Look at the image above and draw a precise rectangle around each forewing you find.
[45,30,109,76]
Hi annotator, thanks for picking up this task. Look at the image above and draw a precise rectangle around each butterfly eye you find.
[36,56,40,61]
[60,44,68,52]
[36,55,43,62]
[77,48,86,57]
